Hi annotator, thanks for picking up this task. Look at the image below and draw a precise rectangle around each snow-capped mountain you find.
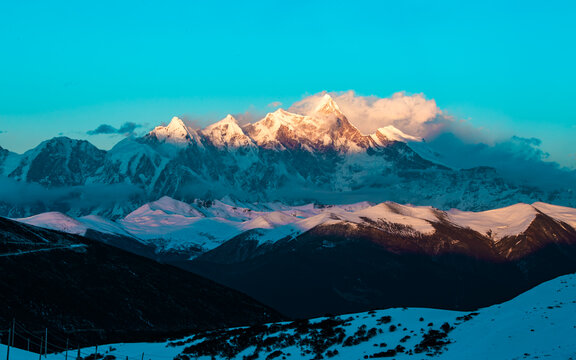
[244,94,369,152]
[6,137,105,186]
[0,94,574,218]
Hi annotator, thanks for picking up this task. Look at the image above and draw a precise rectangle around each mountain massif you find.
[1,95,573,218]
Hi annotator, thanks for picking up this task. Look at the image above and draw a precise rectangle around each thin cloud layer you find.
[0,176,145,216]
[87,122,142,136]
[422,133,576,189]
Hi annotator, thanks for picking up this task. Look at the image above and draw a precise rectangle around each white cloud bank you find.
[289,90,450,138]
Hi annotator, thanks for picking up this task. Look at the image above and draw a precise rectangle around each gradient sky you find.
[0,0,575,167]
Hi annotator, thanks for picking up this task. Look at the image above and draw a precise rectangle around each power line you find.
[5,320,184,360]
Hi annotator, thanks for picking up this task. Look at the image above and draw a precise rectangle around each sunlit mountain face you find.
[0,93,574,219]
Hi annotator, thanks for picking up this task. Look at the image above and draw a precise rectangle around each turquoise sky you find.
[0,1,575,167]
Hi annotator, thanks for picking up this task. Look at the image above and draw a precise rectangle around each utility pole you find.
[95,344,98,356]
[10,320,14,347]
[65,338,69,360]
[141,352,144,360]
[6,328,11,360]
[38,336,43,360]
[77,345,80,360]
[27,338,30,352]
[44,328,47,358]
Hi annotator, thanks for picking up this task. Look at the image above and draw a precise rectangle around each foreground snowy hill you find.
[3,272,575,360]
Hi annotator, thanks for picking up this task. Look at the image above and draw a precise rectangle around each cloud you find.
[117,122,141,134]
[233,110,266,126]
[87,122,142,136]
[231,104,268,126]
[419,133,576,190]
[268,101,283,108]
[289,90,451,138]
[0,176,145,217]
[87,124,116,135]
[0,130,5,134]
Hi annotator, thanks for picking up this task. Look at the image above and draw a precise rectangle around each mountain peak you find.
[313,93,343,116]
[222,114,237,123]
[370,126,423,145]
[244,103,368,152]
[166,116,188,132]
[203,115,254,148]
[148,117,203,147]
[204,114,239,131]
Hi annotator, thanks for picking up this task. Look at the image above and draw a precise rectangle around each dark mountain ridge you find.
[0,216,282,348]
[185,210,576,318]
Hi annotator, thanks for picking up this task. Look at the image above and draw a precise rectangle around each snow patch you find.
[448,203,537,240]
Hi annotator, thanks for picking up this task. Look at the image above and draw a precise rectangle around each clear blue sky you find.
[0,0,575,167]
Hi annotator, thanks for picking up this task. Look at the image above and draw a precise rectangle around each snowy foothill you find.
[14,196,576,256]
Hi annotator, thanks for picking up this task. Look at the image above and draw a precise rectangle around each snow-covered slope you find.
[16,212,89,235]
[533,202,576,229]
[370,125,423,145]
[10,272,574,360]
[448,203,538,241]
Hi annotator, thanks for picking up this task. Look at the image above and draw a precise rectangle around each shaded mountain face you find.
[0,95,573,218]
[182,203,576,318]
[9,137,106,186]
[0,216,282,348]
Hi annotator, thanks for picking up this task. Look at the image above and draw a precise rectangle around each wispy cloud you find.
[0,176,145,213]
[87,122,142,136]
[268,101,282,108]
[233,110,266,126]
